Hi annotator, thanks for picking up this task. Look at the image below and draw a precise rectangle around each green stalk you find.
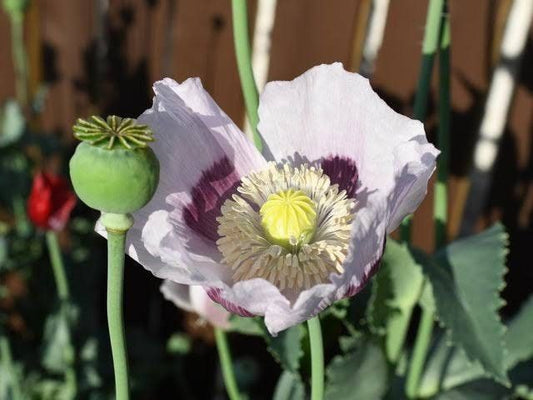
[386,307,414,363]
[400,0,445,242]
[45,231,78,397]
[12,195,30,237]
[0,334,22,400]
[395,0,446,381]
[434,14,450,247]
[405,302,435,398]
[214,328,241,400]
[45,231,70,301]
[9,11,28,107]
[405,7,450,399]
[308,317,324,400]
[103,213,133,400]
[231,0,263,151]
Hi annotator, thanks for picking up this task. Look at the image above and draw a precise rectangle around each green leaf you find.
[266,325,304,372]
[0,337,24,400]
[418,224,509,384]
[420,295,533,397]
[166,333,191,355]
[0,233,7,271]
[79,338,102,390]
[42,304,77,374]
[272,370,305,400]
[432,379,511,400]
[325,338,389,400]
[228,315,265,336]
[338,332,362,353]
[504,295,533,369]
[0,100,25,147]
[367,239,424,362]
[321,298,350,320]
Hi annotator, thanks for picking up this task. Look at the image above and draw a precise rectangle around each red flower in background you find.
[27,172,76,231]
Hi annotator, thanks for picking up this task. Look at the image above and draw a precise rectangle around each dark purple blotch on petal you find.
[206,287,255,317]
[321,155,358,199]
[183,156,240,242]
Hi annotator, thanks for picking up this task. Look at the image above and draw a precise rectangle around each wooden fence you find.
[1,0,532,307]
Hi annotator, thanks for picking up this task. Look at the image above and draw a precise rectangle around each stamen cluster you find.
[217,163,355,290]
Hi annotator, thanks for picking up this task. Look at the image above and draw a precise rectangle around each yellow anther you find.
[260,189,317,249]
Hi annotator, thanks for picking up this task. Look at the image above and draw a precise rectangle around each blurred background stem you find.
[214,328,241,400]
[45,231,78,398]
[231,0,263,151]
[9,11,29,107]
[45,231,70,302]
[400,0,444,242]
[392,0,445,373]
[406,5,450,398]
[0,334,22,400]
[8,7,31,236]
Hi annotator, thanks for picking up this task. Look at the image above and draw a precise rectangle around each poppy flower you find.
[161,281,230,329]
[28,171,76,231]
[103,63,438,335]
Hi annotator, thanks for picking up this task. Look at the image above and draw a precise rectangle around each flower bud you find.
[27,171,76,231]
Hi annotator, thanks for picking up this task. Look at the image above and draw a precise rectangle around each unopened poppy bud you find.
[27,172,76,231]
[69,116,159,214]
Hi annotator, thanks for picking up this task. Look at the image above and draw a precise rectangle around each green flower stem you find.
[308,316,324,400]
[12,195,30,237]
[0,334,22,400]
[9,11,28,107]
[102,213,133,400]
[400,0,445,242]
[397,0,446,386]
[434,11,450,248]
[45,231,78,396]
[231,0,263,151]
[386,307,414,363]
[405,303,435,398]
[45,231,70,302]
[214,328,241,400]
[405,8,450,399]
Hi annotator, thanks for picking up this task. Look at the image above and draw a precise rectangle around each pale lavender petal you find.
[161,281,230,329]
[205,279,344,335]
[98,78,267,286]
[160,280,195,313]
[242,63,438,328]
[189,286,230,329]
[258,64,438,229]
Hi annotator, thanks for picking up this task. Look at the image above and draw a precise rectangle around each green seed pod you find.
[69,116,160,214]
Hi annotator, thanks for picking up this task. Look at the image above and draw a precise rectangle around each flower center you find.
[260,189,317,250]
[217,163,355,290]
